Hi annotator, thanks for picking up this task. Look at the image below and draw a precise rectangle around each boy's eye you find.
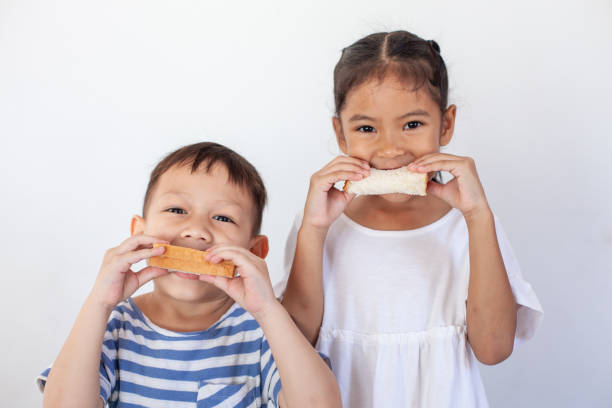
[404,121,422,130]
[357,125,375,133]
[167,207,186,214]
[213,215,234,223]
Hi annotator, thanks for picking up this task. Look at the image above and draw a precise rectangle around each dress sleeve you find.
[273,212,303,298]
[36,312,121,404]
[494,215,544,342]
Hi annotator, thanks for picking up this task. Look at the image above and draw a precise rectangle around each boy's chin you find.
[154,273,228,302]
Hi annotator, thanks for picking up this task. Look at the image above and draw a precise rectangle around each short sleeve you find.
[273,212,303,298]
[259,335,282,407]
[36,314,121,403]
[494,215,544,342]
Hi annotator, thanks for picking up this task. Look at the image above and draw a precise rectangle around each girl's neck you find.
[133,290,235,332]
[344,193,452,231]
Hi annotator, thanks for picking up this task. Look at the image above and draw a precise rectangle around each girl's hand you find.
[303,156,370,231]
[91,235,169,310]
[200,245,277,321]
[408,153,490,218]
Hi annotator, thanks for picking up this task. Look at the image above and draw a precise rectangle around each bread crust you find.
[148,244,236,278]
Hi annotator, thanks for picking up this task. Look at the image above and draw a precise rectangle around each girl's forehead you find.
[343,75,437,115]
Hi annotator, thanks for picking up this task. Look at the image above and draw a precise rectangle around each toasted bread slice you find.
[148,244,236,278]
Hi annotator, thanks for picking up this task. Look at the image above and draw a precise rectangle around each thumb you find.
[135,266,168,286]
[426,179,446,199]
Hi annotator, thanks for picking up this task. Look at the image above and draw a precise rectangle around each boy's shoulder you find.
[107,298,265,344]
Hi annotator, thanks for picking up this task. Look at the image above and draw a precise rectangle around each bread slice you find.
[343,166,427,196]
[148,243,236,278]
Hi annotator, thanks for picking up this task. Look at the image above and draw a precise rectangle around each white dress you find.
[276,209,543,408]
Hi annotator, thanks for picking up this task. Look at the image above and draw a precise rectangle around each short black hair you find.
[143,142,267,235]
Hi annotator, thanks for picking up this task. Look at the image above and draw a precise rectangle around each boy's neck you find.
[134,290,235,332]
[345,193,452,231]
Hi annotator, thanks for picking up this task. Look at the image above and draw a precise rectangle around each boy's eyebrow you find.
[158,191,191,199]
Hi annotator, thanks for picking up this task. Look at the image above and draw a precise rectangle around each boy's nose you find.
[180,226,212,242]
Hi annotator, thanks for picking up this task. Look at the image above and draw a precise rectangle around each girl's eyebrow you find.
[396,110,430,119]
[348,114,376,122]
[349,110,430,122]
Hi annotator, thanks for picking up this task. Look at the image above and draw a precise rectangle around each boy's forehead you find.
[153,163,254,207]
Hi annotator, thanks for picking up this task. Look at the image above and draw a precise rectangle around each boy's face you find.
[131,163,266,302]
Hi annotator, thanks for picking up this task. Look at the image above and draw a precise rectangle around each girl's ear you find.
[130,215,146,236]
[440,104,457,147]
[249,235,269,259]
[332,116,348,154]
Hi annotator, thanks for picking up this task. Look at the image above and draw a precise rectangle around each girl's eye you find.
[404,121,422,130]
[213,215,234,223]
[167,207,186,214]
[357,125,375,133]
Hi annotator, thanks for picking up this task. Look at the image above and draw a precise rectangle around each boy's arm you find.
[258,302,342,408]
[43,298,110,408]
[43,235,168,408]
[202,245,342,408]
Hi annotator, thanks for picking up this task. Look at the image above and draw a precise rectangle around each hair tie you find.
[428,40,441,53]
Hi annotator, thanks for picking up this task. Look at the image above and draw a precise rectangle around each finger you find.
[426,179,446,198]
[409,154,461,169]
[206,247,263,276]
[135,266,169,286]
[329,188,355,204]
[116,246,166,267]
[325,155,370,170]
[319,162,370,178]
[116,235,169,255]
[407,159,464,175]
[313,170,368,190]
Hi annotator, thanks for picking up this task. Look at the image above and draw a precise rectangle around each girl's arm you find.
[282,224,327,344]
[409,155,517,365]
[43,236,168,408]
[281,156,369,344]
[202,246,342,408]
[464,208,517,365]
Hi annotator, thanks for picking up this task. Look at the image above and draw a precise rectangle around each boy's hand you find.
[91,235,169,310]
[408,153,490,219]
[199,245,277,321]
[303,156,370,231]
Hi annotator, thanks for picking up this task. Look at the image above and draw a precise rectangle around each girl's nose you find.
[376,133,405,158]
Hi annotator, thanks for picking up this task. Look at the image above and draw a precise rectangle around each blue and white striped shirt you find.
[38,298,282,407]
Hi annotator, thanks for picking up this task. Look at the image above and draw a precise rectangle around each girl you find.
[279,31,543,407]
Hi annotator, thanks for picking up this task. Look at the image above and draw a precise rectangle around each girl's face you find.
[333,74,456,172]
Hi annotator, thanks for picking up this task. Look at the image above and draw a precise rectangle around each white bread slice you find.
[343,166,427,196]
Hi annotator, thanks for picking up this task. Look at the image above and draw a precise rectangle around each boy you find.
[38,142,341,408]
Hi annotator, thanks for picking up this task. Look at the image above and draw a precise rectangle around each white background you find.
[1,0,611,406]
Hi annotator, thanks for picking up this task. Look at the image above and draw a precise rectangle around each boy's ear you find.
[332,116,348,154]
[440,104,457,147]
[130,215,146,236]
[249,235,269,259]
